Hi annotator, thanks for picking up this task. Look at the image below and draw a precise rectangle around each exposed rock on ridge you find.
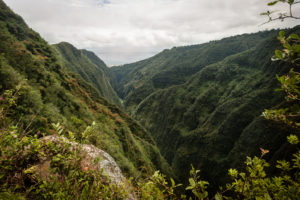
[41,135,124,185]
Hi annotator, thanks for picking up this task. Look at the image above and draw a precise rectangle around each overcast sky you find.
[3,0,300,66]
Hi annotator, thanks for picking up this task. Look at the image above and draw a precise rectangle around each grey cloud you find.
[3,0,300,65]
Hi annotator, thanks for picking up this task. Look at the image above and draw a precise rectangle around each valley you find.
[0,0,299,199]
[109,26,300,188]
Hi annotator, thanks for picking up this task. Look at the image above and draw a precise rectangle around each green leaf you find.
[24,165,37,174]
[228,168,238,178]
[0,174,5,179]
[275,50,283,59]
[268,1,278,6]
[185,186,193,190]
[215,193,223,200]
[260,12,269,16]
[287,134,299,145]
[189,178,196,187]
[283,43,292,50]
[170,178,175,187]
[279,31,285,38]
[288,33,300,40]
[264,193,273,200]
[293,44,300,52]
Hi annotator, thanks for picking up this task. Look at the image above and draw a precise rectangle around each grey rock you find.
[41,135,124,185]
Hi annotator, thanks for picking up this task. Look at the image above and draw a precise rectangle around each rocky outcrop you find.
[40,135,125,185]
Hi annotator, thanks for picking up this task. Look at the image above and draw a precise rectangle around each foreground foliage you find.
[0,125,130,199]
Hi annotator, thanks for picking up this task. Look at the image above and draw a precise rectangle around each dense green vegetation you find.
[52,42,121,106]
[0,125,132,199]
[1,0,299,198]
[110,30,280,113]
[110,25,300,190]
[0,0,172,189]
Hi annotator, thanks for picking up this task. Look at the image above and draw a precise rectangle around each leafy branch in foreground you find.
[220,145,300,200]
[185,166,209,200]
[261,0,300,24]
[263,31,300,129]
[137,170,182,200]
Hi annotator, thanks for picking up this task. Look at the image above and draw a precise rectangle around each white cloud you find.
[3,0,300,65]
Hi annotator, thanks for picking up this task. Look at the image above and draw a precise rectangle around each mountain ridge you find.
[109,29,281,114]
[52,41,122,106]
[109,25,300,189]
[0,0,172,182]
[1,0,299,197]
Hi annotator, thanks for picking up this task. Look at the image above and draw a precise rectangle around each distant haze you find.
[3,0,300,66]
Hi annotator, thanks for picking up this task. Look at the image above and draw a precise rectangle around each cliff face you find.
[52,42,122,107]
[40,135,125,185]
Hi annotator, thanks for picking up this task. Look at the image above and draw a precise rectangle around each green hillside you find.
[110,26,300,189]
[110,30,279,113]
[1,0,299,198]
[0,0,171,184]
[52,42,121,106]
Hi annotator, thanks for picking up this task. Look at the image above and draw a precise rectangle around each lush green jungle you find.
[110,26,300,189]
[52,42,121,107]
[0,0,300,199]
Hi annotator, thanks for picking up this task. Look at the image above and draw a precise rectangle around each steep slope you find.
[52,42,121,106]
[0,0,171,181]
[110,30,279,113]
[111,26,300,189]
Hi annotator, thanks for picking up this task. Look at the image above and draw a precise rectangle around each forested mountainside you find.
[110,30,280,113]
[52,42,121,106]
[1,0,300,198]
[110,26,300,188]
[0,0,171,186]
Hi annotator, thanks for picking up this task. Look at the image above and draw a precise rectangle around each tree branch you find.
[262,1,300,24]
